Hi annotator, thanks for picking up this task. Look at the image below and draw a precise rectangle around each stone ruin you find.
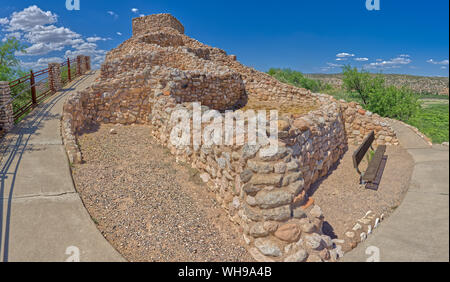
[62,14,399,262]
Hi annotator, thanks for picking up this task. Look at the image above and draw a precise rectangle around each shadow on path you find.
[0,73,92,261]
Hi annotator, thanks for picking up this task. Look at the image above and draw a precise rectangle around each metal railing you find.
[4,57,79,123]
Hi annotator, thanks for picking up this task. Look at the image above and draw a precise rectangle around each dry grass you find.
[241,99,319,117]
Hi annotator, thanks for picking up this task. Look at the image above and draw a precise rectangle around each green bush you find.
[267,68,330,92]
[342,65,420,121]
[366,85,420,121]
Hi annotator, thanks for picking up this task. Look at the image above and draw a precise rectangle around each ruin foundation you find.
[62,14,399,262]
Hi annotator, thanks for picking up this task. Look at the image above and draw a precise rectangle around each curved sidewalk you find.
[343,120,449,262]
[0,72,124,262]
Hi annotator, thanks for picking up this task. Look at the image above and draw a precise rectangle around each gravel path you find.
[72,124,253,262]
[310,144,415,239]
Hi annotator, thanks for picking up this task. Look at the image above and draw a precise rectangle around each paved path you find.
[343,120,449,262]
[0,71,124,262]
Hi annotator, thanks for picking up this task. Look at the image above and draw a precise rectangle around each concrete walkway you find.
[0,71,124,262]
[343,120,449,262]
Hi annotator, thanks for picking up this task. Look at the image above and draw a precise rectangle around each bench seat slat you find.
[363,145,386,182]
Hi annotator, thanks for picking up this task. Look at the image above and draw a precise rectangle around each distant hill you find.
[304,73,449,96]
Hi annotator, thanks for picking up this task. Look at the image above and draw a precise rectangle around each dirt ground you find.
[310,144,415,239]
[72,124,253,262]
[72,123,415,261]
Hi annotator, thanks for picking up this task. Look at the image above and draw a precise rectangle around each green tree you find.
[341,65,381,105]
[341,65,419,121]
[0,37,27,81]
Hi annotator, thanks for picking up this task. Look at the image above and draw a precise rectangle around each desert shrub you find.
[267,68,330,92]
[366,85,420,121]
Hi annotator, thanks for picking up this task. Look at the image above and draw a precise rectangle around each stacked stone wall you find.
[62,13,401,261]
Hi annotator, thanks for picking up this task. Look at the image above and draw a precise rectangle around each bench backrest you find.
[352,131,375,169]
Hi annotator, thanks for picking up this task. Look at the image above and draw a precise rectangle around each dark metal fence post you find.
[67,58,72,82]
[30,70,37,106]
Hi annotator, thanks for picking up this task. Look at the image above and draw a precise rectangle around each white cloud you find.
[86,36,110,42]
[336,52,355,58]
[427,59,449,65]
[131,8,139,14]
[355,57,369,62]
[336,58,347,61]
[19,56,63,70]
[107,11,118,19]
[2,32,22,41]
[0,5,108,70]
[16,24,83,56]
[399,54,410,58]
[65,42,107,70]
[139,14,145,17]
[441,66,447,70]
[6,5,57,31]
[365,56,412,69]
[117,32,122,36]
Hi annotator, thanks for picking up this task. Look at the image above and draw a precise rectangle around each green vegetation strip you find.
[268,68,449,143]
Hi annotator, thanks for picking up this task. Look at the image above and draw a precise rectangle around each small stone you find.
[345,231,355,238]
[247,160,273,174]
[278,120,290,132]
[243,234,251,245]
[250,174,283,186]
[274,162,287,174]
[261,205,291,221]
[282,172,302,186]
[305,234,323,250]
[300,220,316,233]
[293,119,310,131]
[216,158,227,169]
[254,238,282,257]
[310,205,323,219]
[242,183,261,194]
[240,169,253,183]
[284,249,308,262]
[274,223,302,243]
[199,173,210,183]
[249,223,269,238]
[352,223,362,231]
[242,144,260,159]
[248,248,275,262]
[260,222,278,234]
[286,161,299,172]
[260,146,288,161]
[321,235,333,248]
[293,206,307,219]
[255,190,293,209]
[246,195,257,206]
[374,218,380,229]
[109,128,117,134]
[360,232,367,242]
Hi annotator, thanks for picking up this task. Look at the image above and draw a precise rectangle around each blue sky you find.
[0,0,448,76]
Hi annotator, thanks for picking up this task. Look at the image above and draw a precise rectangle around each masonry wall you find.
[61,14,399,262]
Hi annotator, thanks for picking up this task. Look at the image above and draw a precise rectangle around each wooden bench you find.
[352,131,388,191]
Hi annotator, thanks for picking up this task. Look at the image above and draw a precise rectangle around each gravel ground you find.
[310,144,415,239]
[72,124,253,262]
